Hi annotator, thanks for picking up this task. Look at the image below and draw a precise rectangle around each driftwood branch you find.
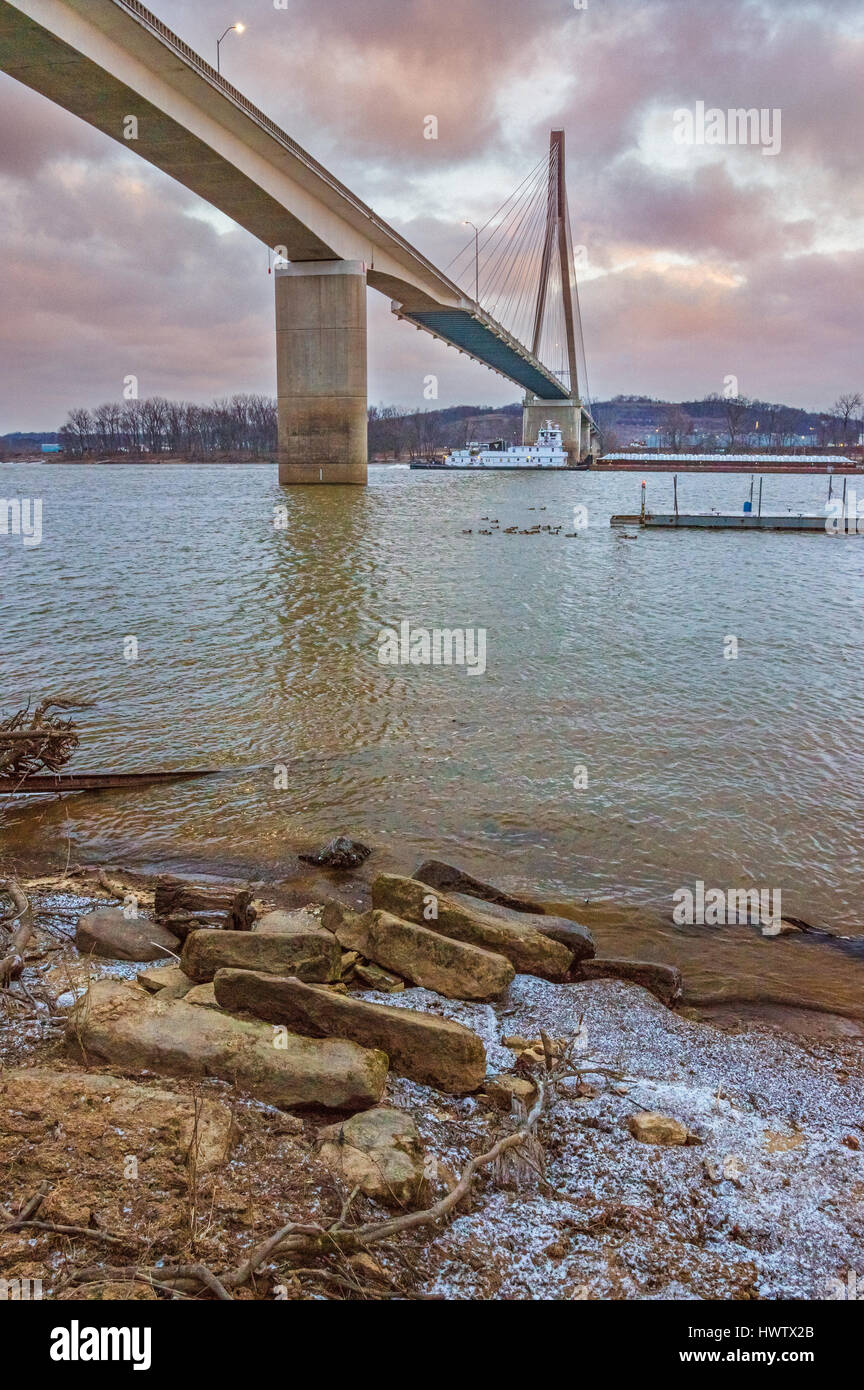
[2,1182,51,1231]
[0,698,92,780]
[0,880,34,986]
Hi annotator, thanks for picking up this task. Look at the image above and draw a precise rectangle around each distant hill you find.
[369,396,861,457]
[0,431,60,458]
[4,396,859,460]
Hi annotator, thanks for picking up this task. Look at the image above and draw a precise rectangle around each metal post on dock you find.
[641,479,646,524]
[758,478,763,517]
[828,472,834,501]
[673,474,679,522]
[842,476,848,519]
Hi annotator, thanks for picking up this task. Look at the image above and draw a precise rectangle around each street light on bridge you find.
[216,23,245,75]
[462,220,479,304]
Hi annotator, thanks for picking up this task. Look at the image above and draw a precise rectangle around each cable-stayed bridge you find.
[0,0,599,482]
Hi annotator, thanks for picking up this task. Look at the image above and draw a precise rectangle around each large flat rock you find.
[574,958,682,1006]
[413,860,546,913]
[371,874,579,980]
[214,970,487,1094]
[446,892,595,964]
[76,908,180,963]
[67,979,387,1112]
[181,928,340,983]
[336,909,514,1001]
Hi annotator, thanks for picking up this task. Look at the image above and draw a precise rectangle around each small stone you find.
[627,1111,689,1146]
[318,1107,425,1206]
[502,1035,531,1050]
[483,1074,537,1110]
[842,1135,860,1151]
[354,962,405,993]
[705,1154,746,1182]
[184,982,220,1009]
[299,837,372,870]
[349,1252,389,1282]
[763,1129,805,1153]
[274,1117,304,1138]
[137,965,190,995]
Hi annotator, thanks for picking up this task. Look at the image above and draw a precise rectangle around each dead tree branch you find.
[0,880,34,986]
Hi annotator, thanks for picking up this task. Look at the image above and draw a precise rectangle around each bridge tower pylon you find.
[522,130,597,461]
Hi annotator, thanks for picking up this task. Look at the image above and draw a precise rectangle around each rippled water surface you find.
[3,461,863,1013]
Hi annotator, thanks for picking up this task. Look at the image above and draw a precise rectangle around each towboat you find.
[410,421,579,469]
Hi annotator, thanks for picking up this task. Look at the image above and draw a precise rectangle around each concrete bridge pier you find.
[276,260,368,485]
[522,396,586,461]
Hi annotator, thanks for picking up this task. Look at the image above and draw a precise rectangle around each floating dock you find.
[611,512,835,531]
[611,476,862,533]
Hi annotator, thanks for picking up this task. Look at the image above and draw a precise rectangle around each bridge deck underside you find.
[395,309,571,401]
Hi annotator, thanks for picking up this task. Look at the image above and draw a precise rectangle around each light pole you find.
[216,22,245,75]
[462,220,479,304]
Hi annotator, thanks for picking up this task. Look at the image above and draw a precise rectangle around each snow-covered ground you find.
[378,977,864,1300]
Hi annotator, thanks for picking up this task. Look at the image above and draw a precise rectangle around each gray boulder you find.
[77,908,180,963]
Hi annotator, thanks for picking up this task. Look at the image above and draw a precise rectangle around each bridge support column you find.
[522,396,586,461]
[276,261,367,485]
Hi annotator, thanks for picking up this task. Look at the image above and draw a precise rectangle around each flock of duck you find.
[462,509,579,538]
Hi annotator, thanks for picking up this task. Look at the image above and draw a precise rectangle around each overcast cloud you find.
[0,0,861,429]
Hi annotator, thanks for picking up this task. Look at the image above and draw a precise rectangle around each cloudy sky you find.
[1,0,862,430]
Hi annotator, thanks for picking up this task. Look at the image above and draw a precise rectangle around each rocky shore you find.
[1,853,862,1302]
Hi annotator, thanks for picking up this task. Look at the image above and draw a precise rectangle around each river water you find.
[2,461,863,1016]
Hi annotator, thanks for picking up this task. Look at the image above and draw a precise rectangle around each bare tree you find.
[832,393,863,446]
[723,394,753,449]
[660,406,692,452]
[58,395,278,460]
